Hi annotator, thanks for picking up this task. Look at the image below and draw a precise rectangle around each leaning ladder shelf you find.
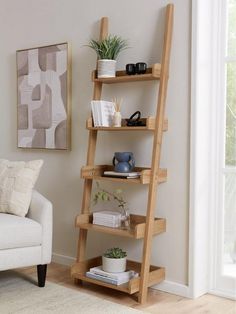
[71,4,174,304]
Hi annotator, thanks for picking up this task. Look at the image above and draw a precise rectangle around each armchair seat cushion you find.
[0,213,42,250]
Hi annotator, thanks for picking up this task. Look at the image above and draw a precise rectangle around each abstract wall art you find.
[16,43,71,150]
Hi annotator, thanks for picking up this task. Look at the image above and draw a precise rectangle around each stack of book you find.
[91,100,115,127]
[93,211,122,228]
[103,171,140,179]
[86,266,139,286]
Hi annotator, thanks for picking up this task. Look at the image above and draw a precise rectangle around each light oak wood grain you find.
[80,165,167,185]
[138,3,174,303]
[92,63,161,84]
[75,4,173,304]
[86,116,168,132]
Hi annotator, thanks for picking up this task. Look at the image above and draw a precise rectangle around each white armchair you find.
[0,190,53,287]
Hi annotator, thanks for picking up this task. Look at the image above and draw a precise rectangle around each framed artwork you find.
[16,43,71,150]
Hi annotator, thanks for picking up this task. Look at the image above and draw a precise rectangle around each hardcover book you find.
[91,100,115,127]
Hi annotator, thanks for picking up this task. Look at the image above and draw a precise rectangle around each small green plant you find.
[103,247,127,259]
[93,182,127,210]
[87,35,129,60]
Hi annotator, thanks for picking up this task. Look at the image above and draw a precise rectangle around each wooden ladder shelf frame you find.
[73,4,174,304]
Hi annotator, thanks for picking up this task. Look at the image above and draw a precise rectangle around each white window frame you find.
[190,0,236,300]
[212,0,236,298]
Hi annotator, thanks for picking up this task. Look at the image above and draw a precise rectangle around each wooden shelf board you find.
[92,64,161,84]
[75,214,166,239]
[71,256,165,294]
[81,165,167,185]
[91,175,144,184]
[86,117,168,132]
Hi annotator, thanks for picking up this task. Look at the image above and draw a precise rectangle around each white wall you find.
[0,0,191,286]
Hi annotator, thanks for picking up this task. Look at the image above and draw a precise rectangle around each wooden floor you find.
[17,263,235,314]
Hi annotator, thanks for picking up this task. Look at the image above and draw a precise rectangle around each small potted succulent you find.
[102,247,127,273]
[87,35,128,78]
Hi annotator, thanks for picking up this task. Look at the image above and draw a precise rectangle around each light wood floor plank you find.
[14,263,236,314]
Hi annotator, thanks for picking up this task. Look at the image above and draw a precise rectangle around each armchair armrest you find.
[27,190,53,264]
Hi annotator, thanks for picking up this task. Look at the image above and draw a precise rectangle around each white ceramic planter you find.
[102,256,127,273]
[97,59,117,78]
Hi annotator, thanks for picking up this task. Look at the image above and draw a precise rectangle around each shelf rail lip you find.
[86,117,168,132]
[80,165,167,185]
[75,213,166,239]
[92,63,161,84]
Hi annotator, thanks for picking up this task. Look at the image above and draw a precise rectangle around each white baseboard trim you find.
[52,252,76,266]
[152,281,191,298]
[209,289,236,301]
[52,252,191,298]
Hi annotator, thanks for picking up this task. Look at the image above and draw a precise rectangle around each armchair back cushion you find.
[0,160,43,217]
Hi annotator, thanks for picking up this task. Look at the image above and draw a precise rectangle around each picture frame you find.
[16,42,71,150]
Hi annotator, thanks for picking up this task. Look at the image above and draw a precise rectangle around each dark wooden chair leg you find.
[37,264,47,287]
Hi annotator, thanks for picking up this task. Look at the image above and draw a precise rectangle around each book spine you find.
[86,272,118,285]
[93,218,120,224]
[91,102,96,127]
[93,222,121,228]
[98,102,102,126]
[93,214,119,220]
[100,102,106,126]
[90,270,130,281]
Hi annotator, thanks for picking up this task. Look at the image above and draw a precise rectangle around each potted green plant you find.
[93,182,130,229]
[87,35,128,78]
[102,247,127,273]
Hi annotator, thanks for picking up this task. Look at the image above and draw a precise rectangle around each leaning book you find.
[91,100,115,127]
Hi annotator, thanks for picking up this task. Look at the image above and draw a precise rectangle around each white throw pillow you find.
[0,159,43,217]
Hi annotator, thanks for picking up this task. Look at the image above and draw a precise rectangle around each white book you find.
[93,219,120,225]
[91,101,115,127]
[91,101,97,126]
[91,101,95,126]
[93,214,119,220]
[103,171,140,178]
[93,221,121,228]
[93,211,122,217]
[100,102,115,127]
[93,217,120,223]
[91,102,98,127]
[89,266,138,281]
[93,211,122,228]
[93,217,118,223]
[86,271,130,285]
[98,102,102,126]
[86,272,118,285]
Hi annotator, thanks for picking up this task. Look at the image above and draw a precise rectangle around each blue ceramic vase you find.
[112,152,135,173]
